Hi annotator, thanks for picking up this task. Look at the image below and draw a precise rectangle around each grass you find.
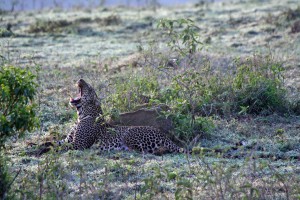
[1,0,300,199]
[6,147,300,199]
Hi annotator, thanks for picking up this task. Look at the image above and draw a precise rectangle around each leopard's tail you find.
[165,139,191,154]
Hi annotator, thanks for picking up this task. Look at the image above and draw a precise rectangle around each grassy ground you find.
[1,0,300,199]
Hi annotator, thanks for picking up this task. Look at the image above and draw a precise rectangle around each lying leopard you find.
[56,79,184,155]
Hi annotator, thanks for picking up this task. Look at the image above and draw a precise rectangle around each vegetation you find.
[28,15,122,34]
[0,66,38,148]
[0,66,38,199]
[0,0,299,199]
[0,28,13,37]
[28,19,72,34]
[104,19,291,146]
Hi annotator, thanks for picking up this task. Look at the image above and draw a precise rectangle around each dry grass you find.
[1,0,300,199]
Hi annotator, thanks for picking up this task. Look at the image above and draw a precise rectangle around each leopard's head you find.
[70,79,103,120]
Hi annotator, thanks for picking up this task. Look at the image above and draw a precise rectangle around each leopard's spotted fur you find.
[60,79,183,154]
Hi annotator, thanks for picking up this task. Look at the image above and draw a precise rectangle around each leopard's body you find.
[59,79,183,154]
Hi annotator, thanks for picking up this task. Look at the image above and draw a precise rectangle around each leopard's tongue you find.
[70,96,81,103]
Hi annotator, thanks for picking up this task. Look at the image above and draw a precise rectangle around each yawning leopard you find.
[59,79,184,155]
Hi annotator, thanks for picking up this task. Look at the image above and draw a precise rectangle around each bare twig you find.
[7,167,22,193]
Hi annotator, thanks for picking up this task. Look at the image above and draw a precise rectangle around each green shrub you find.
[0,66,39,148]
[166,112,214,145]
[232,57,287,114]
[106,17,292,146]
[159,55,288,145]
[159,69,216,143]
[0,28,13,37]
[0,65,38,199]
[106,72,160,112]
[159,56,288,117]
[155,18,290,116]
[157,18,202,56]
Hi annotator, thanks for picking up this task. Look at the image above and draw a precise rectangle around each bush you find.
[167,112,214,144]
[138,18,291,145]
[106,71,160,112]
[157,18,202,56]
[0,28,13,37]
[0,66,39,148]
[104,18,291,147]
[0,65,38,199]
[156,18,289,115]
[232,57,287,114]
[165,56,288,116]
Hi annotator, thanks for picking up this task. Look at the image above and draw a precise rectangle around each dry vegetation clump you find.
[28,19,72,33]
[291,20,300,33]
[95,15,122,26]
[283,6,300,21]
[74,17,93,24]
[27,14,122,34]
[265,5,300,31]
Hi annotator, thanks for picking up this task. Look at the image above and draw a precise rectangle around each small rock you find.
[247,30,259,35]
[231,43,243,48]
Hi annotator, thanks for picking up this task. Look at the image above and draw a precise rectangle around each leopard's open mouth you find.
[69,82,82,106]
